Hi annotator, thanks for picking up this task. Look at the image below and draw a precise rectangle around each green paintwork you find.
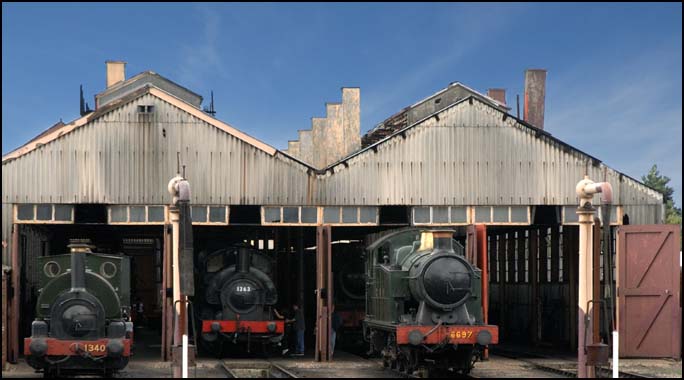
[35,253,130,319]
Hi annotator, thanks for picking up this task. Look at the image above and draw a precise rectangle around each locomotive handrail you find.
[424,320,443,337]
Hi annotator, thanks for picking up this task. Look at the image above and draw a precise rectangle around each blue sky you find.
[2,3,682,206]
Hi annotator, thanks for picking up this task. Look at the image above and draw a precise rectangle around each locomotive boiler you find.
[364,229,498,376]
[196,245,284,355]
[24,241,132,377]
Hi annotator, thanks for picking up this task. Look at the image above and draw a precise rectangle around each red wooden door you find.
[618,224,681,358]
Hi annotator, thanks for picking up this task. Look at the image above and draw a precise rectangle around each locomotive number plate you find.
[84,344,106,353]
[450,330,473,339]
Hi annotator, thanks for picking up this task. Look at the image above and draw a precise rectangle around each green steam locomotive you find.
[24,240,132,377]
[364,229,498,376]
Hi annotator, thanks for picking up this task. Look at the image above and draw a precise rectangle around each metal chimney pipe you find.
[523,69,547,129]
[68,243,92,290]
[237,247,250,273]
[71,251,86,290]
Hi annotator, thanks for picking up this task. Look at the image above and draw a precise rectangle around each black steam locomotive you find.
[364,229,498,376]
[196,245,284,355]
[24,241,132,377]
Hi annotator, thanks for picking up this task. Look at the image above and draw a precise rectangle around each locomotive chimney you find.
[68,242,93,290]
[236,246,250,274]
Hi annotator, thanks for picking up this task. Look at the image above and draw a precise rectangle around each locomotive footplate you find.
[395,324,499,345]
[23,337,132,357]
[202,320,285,334]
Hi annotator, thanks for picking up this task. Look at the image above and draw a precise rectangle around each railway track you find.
[493,348,649,379]
[221,360,297,378]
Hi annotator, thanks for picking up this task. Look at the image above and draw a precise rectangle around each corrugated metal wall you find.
[314,100,663,217]
[1,91,664,266]
[2,94,310,206]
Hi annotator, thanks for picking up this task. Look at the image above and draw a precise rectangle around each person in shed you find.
[289,303,305,356]
[330,304,343,357]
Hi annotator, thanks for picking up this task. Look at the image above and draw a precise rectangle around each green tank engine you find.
[364,229,498,376]
[24,241,132,377]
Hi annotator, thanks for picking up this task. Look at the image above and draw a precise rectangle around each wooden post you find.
[490,234,498,285]
[529,228,539,345]
[161,225,168,361]
[315,225,332,361]
[165,224,174,361]
[298,228,305,312]
[10,224,19,363]
[562,226,573,347]
[475,225,489,359]
[551,226,560,283]
[507,232,516,285]
[517,231,525,285]
[539,228,548,285]
[497,233,505,339]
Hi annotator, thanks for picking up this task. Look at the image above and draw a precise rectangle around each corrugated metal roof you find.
[362,82,510,147]
[2,86,278,163]
[2,91,309,205]
[1,80,663,210]
[313,97,663,208]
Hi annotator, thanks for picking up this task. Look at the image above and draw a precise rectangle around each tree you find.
[641,164,682,225]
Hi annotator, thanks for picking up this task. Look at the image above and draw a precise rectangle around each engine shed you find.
[2,61,677,369]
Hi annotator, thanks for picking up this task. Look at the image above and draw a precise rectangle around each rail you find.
[493,348,649,379]
[221,360,297,378]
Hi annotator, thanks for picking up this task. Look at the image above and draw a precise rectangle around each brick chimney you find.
[487,88,506,106]
[523,69,546,129]
[106,60,127,88]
